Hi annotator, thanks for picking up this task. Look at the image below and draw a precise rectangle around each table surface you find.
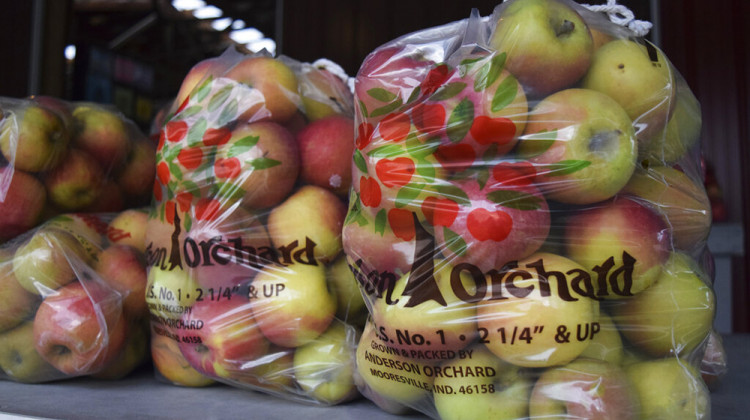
[1,334,748,420]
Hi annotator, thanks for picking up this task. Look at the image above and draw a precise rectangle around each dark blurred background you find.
[0,0,747,332]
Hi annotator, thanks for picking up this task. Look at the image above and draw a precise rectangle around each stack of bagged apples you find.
[0,209,151,383]
[145,47,367,404]
[345,0,719,418]
[0,97,156,244]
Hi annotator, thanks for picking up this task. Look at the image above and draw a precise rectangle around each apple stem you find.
[556,20,576,37]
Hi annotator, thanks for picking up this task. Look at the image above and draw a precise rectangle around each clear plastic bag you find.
[344,0,715,418]
[0,96,155,244]
[144,47,365,405]
[0,210,150,383]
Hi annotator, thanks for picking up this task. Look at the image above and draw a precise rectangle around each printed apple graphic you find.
[355,321,434,413]
[433,176,550,273]
[33,281,127,376]
[13,228,92,295]
[296,115,355,195]
[565,196,671,299]
[626,359,710,419]
[71,104,131,171]
[250,262,336,348]
[116,137,157,201]
[0,166,47,242]
[146,267,199,320]
[579,310,624,365]
[642,75,702,164]
[433,346,532,420]
[370,259,477,359]
[518,88,637,205]
[186,205,273,289]
[214,121,299,209]
[582,38,675,144]
[477,253,600,368]
[298,64,354,121]
[611,252,715,357]
[150,331,215,387]
[94,244,148,319]
[179,295,270,379]
[489,0,594,97]
[623,165,711,251]
[327,255,367,325]
[43,149,104,211]
[0,103,70,172]
[0,250,38,332]
[529,358,640,420]
[342,209,415,276]
[293,322,359,404]
[267,185,347,264]
[224,55,301,124]
[107,208,149,253]
[0,321,62,383]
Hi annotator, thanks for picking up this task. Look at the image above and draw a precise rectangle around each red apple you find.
[116,137,156,202]
[71,104,131,172]
[43,149,104,211]
[171,56,228,116]
[33,281,127,375]
[0,166,47,242]
[296,115,355,195]
[94,244,148,319]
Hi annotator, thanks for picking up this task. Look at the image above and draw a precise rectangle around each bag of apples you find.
[344,0,717,418]
[0,209,151,383]
[0,96,156,245]
[145,47,366,404]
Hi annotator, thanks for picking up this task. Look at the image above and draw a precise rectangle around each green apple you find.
[371,259,477,361]
[582,38,675,144]
[529,358,640,420]
[146,266,199,320]
[0,250,38,332]
[298,64,354,121]
[433,346,531,420]
[626,358,709,419]
[13,228,92,295]
[489,0,593,97]
[611,252,715,357]
[565,196,671,298]
[0,103,70,172]
[327,255,367,326]
[477,253,600,368]
[623,165,711,252]
[0,321,62,383]
[107,208,149,253]
[233,345,295,392]
[579,310,624,365]
[293,321,359,404]
[250,262,336,348]
[44,213,105,260]
[355,321,433,412]
[518,88,637,204]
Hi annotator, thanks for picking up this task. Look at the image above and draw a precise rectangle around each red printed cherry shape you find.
[467,208,513,242]
[388,208,415,241]
[470,116,516,146]
[359,176,382,208]
[421,196,458,227]
[375,157,415,188]
[379,113,411,143]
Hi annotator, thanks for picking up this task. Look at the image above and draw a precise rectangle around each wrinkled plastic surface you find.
[344,0,717,418]
[0,97,155,244]
[0,210,151,383]
[145,47,364,405]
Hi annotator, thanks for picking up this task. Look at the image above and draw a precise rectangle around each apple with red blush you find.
[0,166,47,242]
[296,115,355,195]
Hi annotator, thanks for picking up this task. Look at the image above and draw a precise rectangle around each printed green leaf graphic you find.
[415,158,436,181]
[358,100,369,119]
[459,57,484,76]
[406,86,421,104]
[367,144,403,159]
[370,98,403,118]
[353,149,368,174]
[474,53,506,92]
[443,227,468,256]
[435,184,471,206]
[447,98,474,143]
[187,118,208,146]
[491,75,518,113]
[218,98,239,127]
[395,183,425,208]
[251,157,281,170]
[543,159,592,177]
[367,88,398,103]
[178,105,203,120]
[405,134,439,159]
[374,208,387,235]
[486,190,542,210]
[182,180,202,195]
[208,84,233,113]
[522,129,557,157]
[477,169,490,190]
[194,76,214,103]
[483,143,499,162]
[228,135,259,158]
[184,213,192,232]
[168,162,183,181]
[344,194,361,226]
[430,82,467,101]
